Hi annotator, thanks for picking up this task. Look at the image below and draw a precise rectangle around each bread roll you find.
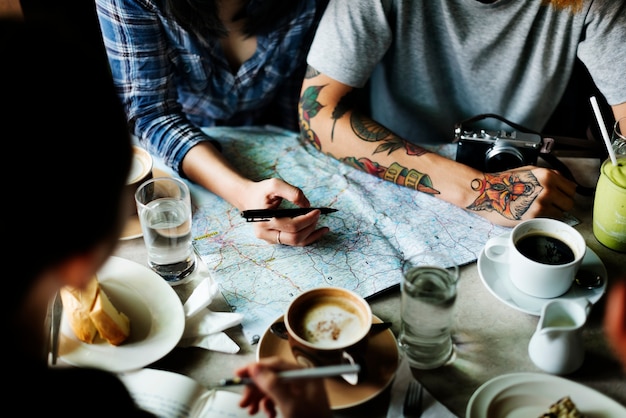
[60,275,130,346]
[89,285,130,346]
[59,276,99,343]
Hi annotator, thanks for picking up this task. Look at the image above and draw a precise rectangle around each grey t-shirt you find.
[307,0,626,144]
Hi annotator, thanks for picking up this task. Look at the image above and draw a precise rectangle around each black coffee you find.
[515,233,576,265]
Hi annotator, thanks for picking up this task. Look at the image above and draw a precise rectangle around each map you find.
[189,126,510,344]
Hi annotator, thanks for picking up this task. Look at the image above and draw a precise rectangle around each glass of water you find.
[398,251,459,369]
[135,177,196,284]
[612,117,626,156]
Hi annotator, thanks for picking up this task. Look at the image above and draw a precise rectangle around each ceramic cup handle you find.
[339,351,362,385]
[289,345,364,385]
[484,235,510,263]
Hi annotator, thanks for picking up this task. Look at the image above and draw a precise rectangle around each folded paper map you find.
[188,126,511,344]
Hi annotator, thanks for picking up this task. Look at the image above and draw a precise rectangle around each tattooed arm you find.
[298,67,577,227]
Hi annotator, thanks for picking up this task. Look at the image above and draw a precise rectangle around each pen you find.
[241,207,339,222]
[215,364,360,387]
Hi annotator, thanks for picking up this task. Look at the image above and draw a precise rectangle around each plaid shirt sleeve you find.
[95,0,212,175]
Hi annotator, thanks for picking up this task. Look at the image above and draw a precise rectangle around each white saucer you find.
[477,233,607,316]
[119,168,171,241]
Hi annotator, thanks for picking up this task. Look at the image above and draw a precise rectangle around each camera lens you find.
[484,145,525,172]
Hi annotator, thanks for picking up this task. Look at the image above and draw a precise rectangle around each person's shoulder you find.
[31,367,156,417]
[315,0,330,8]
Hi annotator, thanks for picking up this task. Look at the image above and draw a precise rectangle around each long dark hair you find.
[161,0,301,39]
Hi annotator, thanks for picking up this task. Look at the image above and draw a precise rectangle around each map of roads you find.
[189,126,510,344]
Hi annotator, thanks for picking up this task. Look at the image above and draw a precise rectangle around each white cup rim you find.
[510,218,586,263]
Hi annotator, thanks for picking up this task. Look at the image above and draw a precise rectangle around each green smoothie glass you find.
[593,158,626,252]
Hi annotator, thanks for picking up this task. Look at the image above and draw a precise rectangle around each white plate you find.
[58,256,185,372]
[477,232,607,316]
[467,372,626,417]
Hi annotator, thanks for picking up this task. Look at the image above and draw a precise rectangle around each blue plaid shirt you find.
[95,0,325,175]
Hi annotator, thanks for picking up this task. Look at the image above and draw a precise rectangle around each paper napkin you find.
[183,310,243,338]
[177,260,244,354]
[177,332,241,354]
[183,275,220,317]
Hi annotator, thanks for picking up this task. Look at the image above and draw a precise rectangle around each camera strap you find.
[456,114,598,196]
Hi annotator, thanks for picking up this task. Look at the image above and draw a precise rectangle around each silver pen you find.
[215,363,360,387]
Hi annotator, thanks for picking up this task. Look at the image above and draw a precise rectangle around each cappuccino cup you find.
[284,287,372,384]
[484,218,586,298]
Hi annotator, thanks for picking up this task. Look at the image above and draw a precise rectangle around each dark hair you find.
[2,16,132,313]
[160,0,301,39]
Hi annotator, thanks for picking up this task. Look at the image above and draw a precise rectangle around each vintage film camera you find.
[454,116,553,172]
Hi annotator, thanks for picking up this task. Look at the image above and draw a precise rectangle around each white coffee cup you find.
[284,287,372,384]
[484,218,586,298]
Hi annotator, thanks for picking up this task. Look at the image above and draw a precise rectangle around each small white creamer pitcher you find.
[528,299,591,375]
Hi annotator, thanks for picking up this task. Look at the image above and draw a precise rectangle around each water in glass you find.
[399,258,458,369]
[141,197,195,282]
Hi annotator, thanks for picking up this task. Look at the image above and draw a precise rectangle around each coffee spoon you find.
[574,270,603,289]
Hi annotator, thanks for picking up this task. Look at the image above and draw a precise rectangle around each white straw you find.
[590,96,618,166]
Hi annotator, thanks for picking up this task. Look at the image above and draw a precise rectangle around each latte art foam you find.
[300,304,364,348]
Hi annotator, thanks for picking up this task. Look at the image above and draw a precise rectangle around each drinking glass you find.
[398,251,459,369]
[612,117,626,156]
[593,158,626,252]
[135,177,196,284]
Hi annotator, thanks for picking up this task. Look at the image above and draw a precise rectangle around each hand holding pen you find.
[234,358,334,418]
[242,207,338,247]
[217,363,359,386]
[239,179,334,247]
